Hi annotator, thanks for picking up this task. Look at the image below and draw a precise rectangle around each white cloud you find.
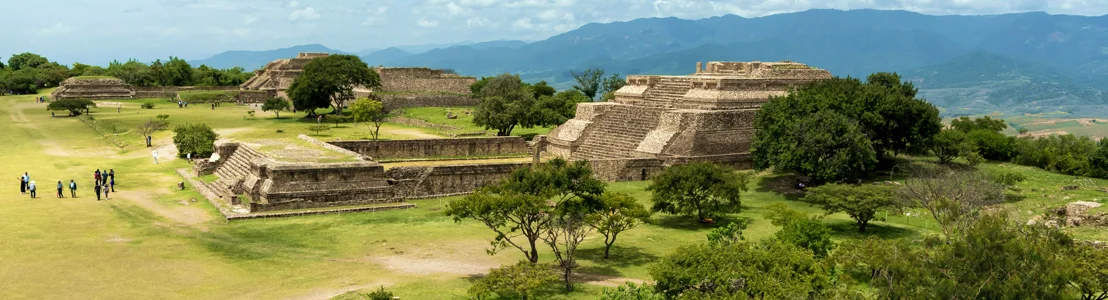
[466,16,491,27]
[243,15,259,25]
[289,7,321,21]
[417,18,440,28]
[512,17,535,30]
[37,23,72,36]
[287,0,300,8]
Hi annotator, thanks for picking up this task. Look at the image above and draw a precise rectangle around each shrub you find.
[601,282,664,300]
[993,172,1027,187]
[261,97,290,118]
[308,124,331,136]
[141,102,155,109]
[172,123,219,158]
[469,262,558,299]
[363,286,393,300]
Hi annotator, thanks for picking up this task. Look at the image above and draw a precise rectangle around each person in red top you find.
[94,169,102,186]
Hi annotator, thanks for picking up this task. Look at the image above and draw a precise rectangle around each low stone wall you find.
[297,134,370,160]
[243,160,400,212]
[384,116,461,132]
[386,162,530,198]
[132,86,241,99]
[377,67,476,95]
[238,90,275,103]
[588,158,666,182]
[330,137,531,160]
[378,94,479,110]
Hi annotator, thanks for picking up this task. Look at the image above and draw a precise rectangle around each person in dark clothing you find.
[109,169,115,185]
[94,169,101,186]
[56,181,63,198]
[146,135,152,147]
[109,177,115,192]
[94,184,101,201]
[69,180,77,198]
[21,172,28,194]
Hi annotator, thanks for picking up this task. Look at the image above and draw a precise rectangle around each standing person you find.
[94,169,102,186]
[117,105,121,113]
[21,172,29,194]
[56,181,63,198]
[152,150,159,164]
[146,135,152,147]
[69,180,77,198]
[109,169,115,187]
[186,152,192,162]
[102,182,110,200]
[94,183,101,201]
[28,180,36,199]
[109,176,115,192]
[211,103,215,110]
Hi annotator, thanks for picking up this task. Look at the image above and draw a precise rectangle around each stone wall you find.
[330,137,530,160]
[51,78,134,100]
[243,161,401,212]
[378,94,479,110]
[238,90,275,103]
[376,67,476,95]
[385,163,530,199]
[133,86,240,99]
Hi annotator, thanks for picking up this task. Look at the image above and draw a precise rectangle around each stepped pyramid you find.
[544,61,832,168]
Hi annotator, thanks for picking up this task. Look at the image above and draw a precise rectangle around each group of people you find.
[177,101,190,108]
[18,169,117,201]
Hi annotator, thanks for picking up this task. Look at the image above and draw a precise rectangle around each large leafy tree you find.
[753,73,941,181]
[47,99,96,116]
[600,73,625,101]
[171,123,219,158]
[7,52,49,71]
[472,74,537,136]
[763,204,835,257]
[533,90,589,127]
[803,183,898,233]
[287,54,381,116]
[260,97,290,119]
[929,129,979,164]
[758,109,878,184]
[648,162,748,222]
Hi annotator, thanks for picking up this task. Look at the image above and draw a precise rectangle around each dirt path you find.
[113,189,215,229]
[387,128,442,139]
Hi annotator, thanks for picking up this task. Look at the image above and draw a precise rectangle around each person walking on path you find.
[153,150,159,164]
[109,177,115,192]
[146,135,152,147]
[102,183,110,200]
[56,181,64,198]
[21,172,28,194]
[94,184,101,201]
[109,169,115,186]
[28,180,36,199]
[94,169,101,186]
[69,180,77,198]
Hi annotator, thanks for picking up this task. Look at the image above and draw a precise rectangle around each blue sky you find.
[2,0,1106,65]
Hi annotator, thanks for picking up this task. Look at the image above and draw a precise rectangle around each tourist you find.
[69,180,77,198]
[28,180,36,198]
[51,111,55,117]
[56,181,63,198]
[178,101,183,108]
[211,103,215,110]
[117,105,121,113]
[94,183,101,201]
[109,169,115,185]
[94,169,102,186]
[184,101,189,108]
[109,177,115,192]
[146,135,152,147]
[102,183,110,200]
[153,150,159,164]
[20,172,28,194]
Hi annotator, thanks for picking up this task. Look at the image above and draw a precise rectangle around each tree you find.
[469,261,558,300]
[308,124,331,136]
[1088,139,1108,179]
[527,80,556,99]
[136,120,158,141]
[446,158,605,263]
[533,90,589,127]
[349,98,388,140]
[571,68,604,100]
[587,192,651,258]
[544,204,592,291]
[930,129,977,164]
[472,74,537,136]
[287,54,381,116]
[260,97,290,119]
[705,220,748,246]
[651,240,833,299]
[763,204,834,257]
[967,129,1014,161]
[7,52,49,71]
[648,162,748,222]
[897,166,1005,236]
[1069,243,1108,300]
[46,99,96,116]
[171,123,219,158]
[362,286,393,300]
[601,73,625,98]
[951,116,1007,133]
[756,109,878,184]
[5,69,40,94]
[803,183,898,233]
[752,74,941,175]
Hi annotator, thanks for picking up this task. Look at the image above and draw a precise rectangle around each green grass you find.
[2,90,1106,299]
[395,106,555,137]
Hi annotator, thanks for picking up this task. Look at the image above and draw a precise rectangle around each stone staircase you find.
[572,105,664,160]
[204,145,266,201]
[646,77,692,105]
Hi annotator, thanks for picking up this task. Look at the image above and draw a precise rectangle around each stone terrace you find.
[51,77,135,100]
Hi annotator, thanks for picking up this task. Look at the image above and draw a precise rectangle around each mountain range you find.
[189,9,1108,117]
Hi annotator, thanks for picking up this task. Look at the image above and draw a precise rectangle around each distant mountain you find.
[188,44,348,70]
[361,47,412,66]
[460,40,528,50]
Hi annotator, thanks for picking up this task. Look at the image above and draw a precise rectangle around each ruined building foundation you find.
[543,61,832,168]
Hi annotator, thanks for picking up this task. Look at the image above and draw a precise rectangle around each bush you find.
[469,262,558,299]
[141,102,155,109]
[993,172,1027,187]
[363,286,393,300]
[172,123,219,158]
[600,282,664,300]
[308,124,331,136]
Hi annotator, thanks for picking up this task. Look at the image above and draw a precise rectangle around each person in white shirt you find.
[152,150,159,164]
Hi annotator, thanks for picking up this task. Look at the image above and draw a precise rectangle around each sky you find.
[3,0,1107,65]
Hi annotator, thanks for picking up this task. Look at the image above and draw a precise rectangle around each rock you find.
[1063,185,1080,191]
[446,112,458,119]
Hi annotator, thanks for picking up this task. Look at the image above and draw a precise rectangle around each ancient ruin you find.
[51,77,135,100]
[543,61,832,168]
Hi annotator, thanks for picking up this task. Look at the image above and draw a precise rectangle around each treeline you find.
[933,116,1108,178]
[0,52,253,95]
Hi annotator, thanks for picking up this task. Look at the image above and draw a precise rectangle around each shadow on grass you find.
[825,220,921,240]
[648,214,751,231]
[754,173,805,201]
[577,245,659,270]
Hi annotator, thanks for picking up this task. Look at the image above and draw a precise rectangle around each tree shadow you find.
[754,172,805,200]
[648,214,751,231]
[825,220,921,240]
[577,245,659,269]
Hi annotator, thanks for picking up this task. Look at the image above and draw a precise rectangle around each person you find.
[211,103,215,110]
[184,101,188,108]
[102,183,110,200]
[178,101,182,108]
[109,177,115,192]
[94,169,102,186]
[109,169,115,185]
[69,180,77,198]
[51,111,55,117]
[153,150,159,164]
[146,135,152,147]
[94,183,101,201]
[56,181,63,198]
[28,180,36,198]
[20,173,28,194]
[117,105,121,113]
[187,152,192,162]
[317,115,322,124]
